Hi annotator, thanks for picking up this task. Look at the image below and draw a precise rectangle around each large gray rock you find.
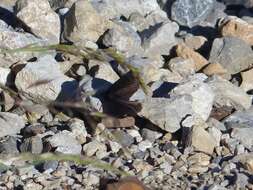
[139,95,195,133]
[171,74,214,121]
[0,112,25,138]
[209,37,253,75]
[47,130,82,154]
[142,21,179,56]
[0,20,46,62]
[15,55,78,103]
[171,0,215,27]
[207,76,252,110]
[102,21,143,57]
[63,0,111,45]
[223,107,253,148]
[91,0,161,19]
[15,0,61,44]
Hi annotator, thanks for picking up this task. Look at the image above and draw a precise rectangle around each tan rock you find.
[184,35,207,50]
[187,125,216,155]
[220,16,253,46]
[175,43,208,71]
[233,153,253,173]
[240,68,253,92]
[202,63,228,76]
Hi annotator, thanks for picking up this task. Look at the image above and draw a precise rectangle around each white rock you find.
[83,140,107,157]
[15,55,78,103]
[138,140,153,152]
[0,112,25,138]
[142,21,179,56]
[207,75,252,110]
[0,67,11,86]
[47,130,82,154]
[68,118,88,144]
[171,75,214,121]
[15,0,60,44]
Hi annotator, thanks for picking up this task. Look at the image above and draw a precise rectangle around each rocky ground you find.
[0,0,253,189]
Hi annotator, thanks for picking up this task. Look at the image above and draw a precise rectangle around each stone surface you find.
[82,140,107,158]
[187,125,216,154]
[168,57,195,78]
[175,43,209,71]
[0,112,25,138]
[141,21,179,56]
[209,37,253,75]
[207,76,252,110]
[232,153,253,173]
[102,21,142,56]
[202,63,228,76]
[184,35,207,50]
[139,95,194,133]
[0,137,19,155]
[47,130,82,154]
[15,0,60,44]
[63,0,111,44]
[15,55,78,103]
[220,16,253,46]
[171,75,214,121]
[0,67,11,87]
[171,0,215,27]
[20,136,43,154]
[67,118,87,144]
[240,68,253,92]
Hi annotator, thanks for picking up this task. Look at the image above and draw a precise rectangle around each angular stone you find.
[63,0,111,44]
[91,0,160,19]
[0,137,19,154]
[47,130,82,154]
[0,20,46,62]
[232,153,253,173]
[82,140,107,157]
[68,118,88,144]
[171,75,214,121]
[171,0,215,27]
[20,136,43,154]
[187,125,216,154]
[202,63,228,76]
[240,68,253,92]
[175,43,209,71]
[209,37,253,75]
[139,95,194,133]
[142,21,179,56]
[184,35,207,50]
[168,57,195,78]
[0,67,11,87]
[15,55,78,103]
[102,21,142,57]
[0,112,25,138]
[15,0,60,44]
[207,76,252,110]
[220,16,253,46]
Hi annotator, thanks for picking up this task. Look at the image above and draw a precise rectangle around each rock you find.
[0,67,11,92]
[63,0,111,44]
[209,37,253,75]
[220,16,253,46]
[0,112,25,138]
[175,43,209,71]
[91,0,160,19]
[171,0,215,27]
[188,153,211,166]
[171,74,214,121]
[0,20,46,62]
[231,128,253,149]
[232,153,253,173]
[108,141,121,153]
[184,35,207,50]
[138,140,152,152]
[202,63,228,76]
[207,118,227,132]
[88,60,119,84]
[15,55,78,103]
[207,76,252,110]
[111,130,135,147]
[127,56,162,84]
[82,140,107,158]
[141,128,163,143]
[67,118,87,144]
[43,160,59,172]
[15,0,60,44]
[142,21,179,56]
[240,68,253,92]
[186,125,216,154]
[20,136,43,154]
[0,137,19,155]
[47,130,82,154]
[139,95,194,133]
[207,127,222,147]
[102,21,142,57]
[168,57,195,78]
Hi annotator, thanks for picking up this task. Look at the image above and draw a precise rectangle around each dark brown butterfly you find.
[106,71,142,117]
